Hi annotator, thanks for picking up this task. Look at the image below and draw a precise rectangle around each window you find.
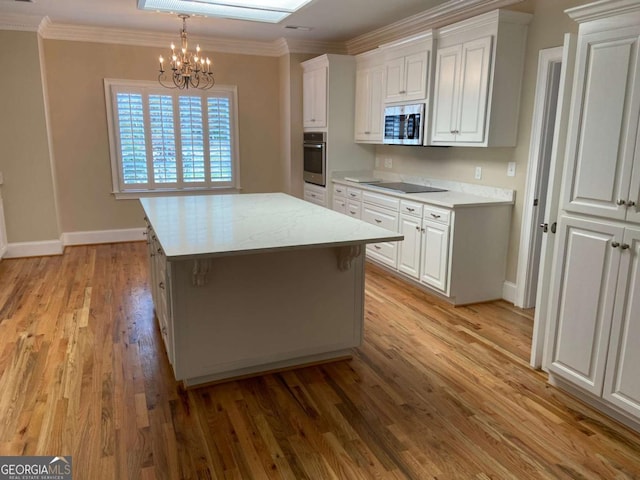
[104,79,239,197]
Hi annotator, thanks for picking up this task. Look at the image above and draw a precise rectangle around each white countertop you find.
[333,178,514,208]
[141,193,403,260]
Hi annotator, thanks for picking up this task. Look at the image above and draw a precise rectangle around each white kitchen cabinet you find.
[354,62,386,143]
[420,219,450,293]
[333,197,347,214]
[304,182,327,207]
[546,0,640,433]
[431,37,492,144]
[398,214,422,279]
[547,215,623,396]
[560,25,640,222]
[333,181,511,304]
[302,63,327,129]
[430,10,531,147]
[381,34,432,104]
[604,227,640,419]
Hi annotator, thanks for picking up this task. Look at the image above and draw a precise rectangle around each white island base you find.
[168,247,365,387]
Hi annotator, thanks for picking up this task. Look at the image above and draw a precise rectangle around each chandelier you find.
[158,15,215,90]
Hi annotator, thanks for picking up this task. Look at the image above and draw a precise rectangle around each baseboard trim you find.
[502,281,517,304]
[4,239,64,258]
[62,228,145,246]
[3,228,146,259]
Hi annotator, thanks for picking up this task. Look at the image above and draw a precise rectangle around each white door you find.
[303,68,327,128]
[547,215,623,396]
[603,227,640,418]
[398,215,422,279]
[431,44,461,143]
[456,36,492,143]
[561,27,640,220]
[420,219,449,293]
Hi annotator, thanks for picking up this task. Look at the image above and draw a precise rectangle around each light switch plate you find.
[384,158,393,169]
[507,162,516,177]
[474,166,482,180]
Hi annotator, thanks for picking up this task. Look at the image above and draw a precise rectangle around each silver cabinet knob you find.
[612,241,620,248]
[617,199,626,206]
[159,282,165,289]
[627,200,636,207]
[621,243,630,250]
[540,223,549,232]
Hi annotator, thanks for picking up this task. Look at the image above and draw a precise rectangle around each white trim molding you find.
[0,13,42,32]
[62,228,146,246]
[502,281,517,304]
[5,239,64,259]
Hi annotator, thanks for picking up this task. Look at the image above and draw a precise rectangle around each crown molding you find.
[345,0,525,54]
[566,0,640,23]
[0,12,42,32]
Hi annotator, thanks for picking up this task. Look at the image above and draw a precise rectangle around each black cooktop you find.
[369,182,448,194]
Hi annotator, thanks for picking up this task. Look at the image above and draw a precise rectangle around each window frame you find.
[104,78,241,199]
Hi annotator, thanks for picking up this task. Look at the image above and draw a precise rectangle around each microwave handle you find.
[407,114,416,139]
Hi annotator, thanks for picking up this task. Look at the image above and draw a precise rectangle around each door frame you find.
[530,34,578,369]
[515,46,564,310]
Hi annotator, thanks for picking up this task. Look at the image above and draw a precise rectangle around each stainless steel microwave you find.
[383,103,425,145]
[303,132,326,186]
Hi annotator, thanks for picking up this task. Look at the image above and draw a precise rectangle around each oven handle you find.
[305,144,324,149]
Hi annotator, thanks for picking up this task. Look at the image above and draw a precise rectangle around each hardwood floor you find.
[0,242,639,479]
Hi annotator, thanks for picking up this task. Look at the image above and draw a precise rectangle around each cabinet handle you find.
[611,241,620,248]
[161,326,167,335]
[374,245,382,250]
[157,248,163,254]
[311,193,317,198]
[621,243,630,250]
[159,282,165,289]
[349,210,357,215]
[364,131,371,134]
[627,200,636,207]
[406,207,415,212]
[430,213,441,219]
[421,228,426,233]
[142,230,148,236]
[415,226,420,231]
[375,219,382,223]
[350,193,357,197]
[617,199,626,206]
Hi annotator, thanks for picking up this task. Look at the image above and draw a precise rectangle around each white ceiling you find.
[0,0,450,43]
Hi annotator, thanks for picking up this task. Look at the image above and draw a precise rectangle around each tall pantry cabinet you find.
[546,0,640,431]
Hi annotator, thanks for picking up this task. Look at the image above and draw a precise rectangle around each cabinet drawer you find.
[333,184,347,198]
[423,206,451,225]
[363,205,399,231]
[367,241,398,268]
[346,188,363,201]
[346,202,361,219]
[333,197,347,214]
[363,191,401,210]
[400,200,423,217]
[304,183,327,206]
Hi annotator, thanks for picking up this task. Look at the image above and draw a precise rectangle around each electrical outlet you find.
[384,158,393,169]
[507,162,516,177]
[474,166,482,180]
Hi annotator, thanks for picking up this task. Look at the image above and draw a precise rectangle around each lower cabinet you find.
[304,182,327,207]
[547,215,640,423]
[332,181,511,305]
[420,219,450,293]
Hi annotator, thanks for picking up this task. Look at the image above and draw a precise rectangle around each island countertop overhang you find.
[140,193,403,260]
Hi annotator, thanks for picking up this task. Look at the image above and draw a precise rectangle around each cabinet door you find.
[420,219,449,293]
[456,36,492,143]
[431,44,462,143]
[333,197,347,214]
[562,27,640,219]
[403,50,429,101]
[398,214,422,279]
[548,215,623,396]
[303,68,327,128]
[384,56,405,102]
[354,65,385,143]
[604,227,640,418]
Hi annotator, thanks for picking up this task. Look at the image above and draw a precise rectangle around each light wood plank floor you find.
[0,243,639,479]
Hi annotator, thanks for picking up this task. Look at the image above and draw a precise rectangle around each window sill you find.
[114,187,241,200]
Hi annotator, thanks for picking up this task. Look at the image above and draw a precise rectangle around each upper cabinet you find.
[354,50,386,143]
[383,34,432,104]
[560,20,640,222]
[430,10,531,147]
[302,57,328,130]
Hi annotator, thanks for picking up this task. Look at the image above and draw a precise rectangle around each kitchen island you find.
[140,193,402,386]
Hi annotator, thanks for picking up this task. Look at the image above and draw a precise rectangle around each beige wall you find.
[374,0,586,284]
[42,40,282,233]
[0,30,60,243]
